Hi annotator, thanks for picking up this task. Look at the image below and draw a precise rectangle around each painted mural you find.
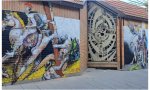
[88,2,117,62]
[123,22,148,68]
[2,3,80,85]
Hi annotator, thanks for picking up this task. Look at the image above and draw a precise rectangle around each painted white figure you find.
[2,12,23,62]
[130,35,142,64]
[124,25,148,68]
[2,3,38,61]
[130,34,146,68]
[2,3,56,78]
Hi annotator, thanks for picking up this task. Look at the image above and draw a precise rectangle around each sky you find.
[120,0,147,8]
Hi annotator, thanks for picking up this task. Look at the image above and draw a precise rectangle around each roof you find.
[94,0,148,22]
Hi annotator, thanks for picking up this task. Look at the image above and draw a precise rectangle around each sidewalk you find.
[2,68,148,89]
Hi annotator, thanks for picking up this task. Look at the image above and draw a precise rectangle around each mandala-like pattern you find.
[88,3,117,62]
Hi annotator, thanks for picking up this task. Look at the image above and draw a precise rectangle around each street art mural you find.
[88,2,117,62]
[123,22,148,68]
[2,3,80,85]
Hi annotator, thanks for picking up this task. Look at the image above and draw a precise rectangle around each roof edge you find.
[124,15,148,22]
[96,1,148,22]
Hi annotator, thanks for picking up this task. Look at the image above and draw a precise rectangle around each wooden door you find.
[88,2,117,64]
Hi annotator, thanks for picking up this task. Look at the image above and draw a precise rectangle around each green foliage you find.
[129,64,141,71]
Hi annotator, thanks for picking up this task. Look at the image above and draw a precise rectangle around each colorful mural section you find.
[123,23,148,69]
[2,3,80,85]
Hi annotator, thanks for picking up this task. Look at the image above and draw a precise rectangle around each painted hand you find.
[6,51,15,58]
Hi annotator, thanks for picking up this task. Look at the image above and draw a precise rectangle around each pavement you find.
[2,68,148,90]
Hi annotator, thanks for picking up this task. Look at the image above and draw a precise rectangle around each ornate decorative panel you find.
[88,2,117,62]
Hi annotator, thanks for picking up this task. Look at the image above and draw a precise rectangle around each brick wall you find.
[80,2,88,72]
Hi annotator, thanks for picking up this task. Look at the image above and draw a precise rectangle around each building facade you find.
[2,0,148,85]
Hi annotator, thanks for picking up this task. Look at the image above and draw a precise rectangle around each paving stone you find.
[3,68,148,89]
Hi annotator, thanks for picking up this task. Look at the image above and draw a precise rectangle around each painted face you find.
[24,7,31,14]
[53,37,59,44]
[23,33,38,47]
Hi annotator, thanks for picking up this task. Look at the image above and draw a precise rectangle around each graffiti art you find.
[124,23,148,68]
[88,2,117,62]
[2,3,80,85]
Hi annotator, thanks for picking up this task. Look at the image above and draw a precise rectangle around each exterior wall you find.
[122,19,148,68]
[53,5,79,19]
[2,1,87,85]
[2,1,45,14]
[80,3,88,72]
[2,1,80,19]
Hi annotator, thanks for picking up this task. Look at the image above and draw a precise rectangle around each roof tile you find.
[103,0,148,19]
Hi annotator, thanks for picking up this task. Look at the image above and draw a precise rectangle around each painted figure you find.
[2,2,80,85]
[2,12,23,62]
[53,36,80,67]
[124,23,148,68]
[42,60,60,80]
